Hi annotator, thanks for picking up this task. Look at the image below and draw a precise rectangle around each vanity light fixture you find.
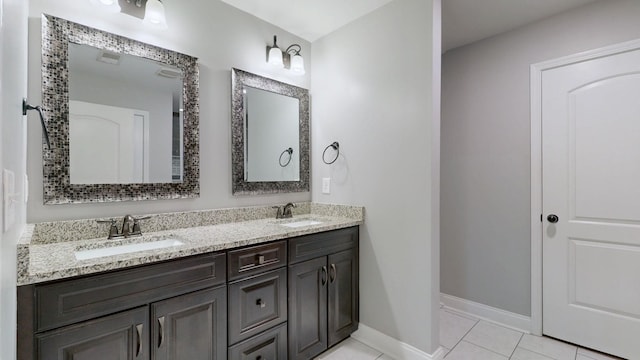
[91,0,168,29]
[266,35,305,75]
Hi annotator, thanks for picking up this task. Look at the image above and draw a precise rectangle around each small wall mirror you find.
[231,68,309,195]
[41,15,200,204]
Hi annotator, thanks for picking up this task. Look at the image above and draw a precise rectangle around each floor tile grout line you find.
[507,332,525,359]
[449,317,480,352]
[458,319,524,359]
[458,339,514,359]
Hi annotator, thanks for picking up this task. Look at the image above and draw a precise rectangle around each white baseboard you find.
[440,293,531,333]
[351,323,446,360]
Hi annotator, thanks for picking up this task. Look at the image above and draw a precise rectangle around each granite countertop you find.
[17,203,364,286]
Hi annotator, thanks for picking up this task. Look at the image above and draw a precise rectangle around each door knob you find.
[547,214,559,223]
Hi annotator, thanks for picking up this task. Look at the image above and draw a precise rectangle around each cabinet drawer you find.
[228,240,286,281]
[228,323,287,360]
[289,227,358,264]
[228,268,287,344]
[35,253,225,332]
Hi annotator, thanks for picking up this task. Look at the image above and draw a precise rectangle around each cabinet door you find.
[328,249,359,347]
[152,287,227,360]
[36,307,149,360]
[288,257,327,360]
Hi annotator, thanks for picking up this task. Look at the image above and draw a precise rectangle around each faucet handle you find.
[96,219,120,239]
[272,205,284,219]
[131,216,152,235]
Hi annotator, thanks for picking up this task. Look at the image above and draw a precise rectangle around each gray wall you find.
[27,0,311,222]
[441,0,640,316]
[0,0,29,358]
[311,0,441,353]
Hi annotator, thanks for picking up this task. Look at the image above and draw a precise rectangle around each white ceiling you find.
[220,0,395,42]
[221,0,600,51]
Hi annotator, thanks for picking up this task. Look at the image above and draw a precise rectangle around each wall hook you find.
[22,98,51,149]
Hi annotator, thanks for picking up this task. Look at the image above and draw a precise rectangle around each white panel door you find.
[542,47,640,359]
[69,101,148,184]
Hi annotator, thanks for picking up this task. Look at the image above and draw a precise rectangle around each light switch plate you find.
[322,177,331,194]
[4,169,16,232]
[24,174,29,203]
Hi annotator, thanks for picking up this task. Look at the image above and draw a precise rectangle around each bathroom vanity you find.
[17,204,362,360]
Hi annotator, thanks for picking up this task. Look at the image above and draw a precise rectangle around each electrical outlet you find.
[322,177,331,194]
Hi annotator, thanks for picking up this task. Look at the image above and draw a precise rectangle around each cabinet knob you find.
[256,298,266,308]
[547,214,559,223]
[256,254,265,265]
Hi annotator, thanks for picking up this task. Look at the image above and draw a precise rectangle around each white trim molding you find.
[351,324,446,360]
[530,37,640,338]
[441,293,531,334]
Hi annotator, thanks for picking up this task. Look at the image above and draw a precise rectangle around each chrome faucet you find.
[272,202,296,219]
[96,215,151,239]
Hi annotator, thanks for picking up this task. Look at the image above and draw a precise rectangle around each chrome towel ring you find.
[322,142,339,164]
[279,147,293,167]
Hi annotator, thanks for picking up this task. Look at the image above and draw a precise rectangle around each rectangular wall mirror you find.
[41,15,200,204]
[231,68,309,195]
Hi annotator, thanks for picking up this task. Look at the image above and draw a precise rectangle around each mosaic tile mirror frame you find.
[41,14,200,204]
[231,68,310,195]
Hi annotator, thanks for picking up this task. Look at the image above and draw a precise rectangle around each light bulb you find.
[144,0,168,29]
[268,47,284,68]
[90,0,121,12]
[290,53,305,75]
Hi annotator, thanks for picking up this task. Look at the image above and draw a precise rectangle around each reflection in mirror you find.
[68,43,183,184]
[231,68,309,195]
[243,86,300,182]
[41,15,200,204]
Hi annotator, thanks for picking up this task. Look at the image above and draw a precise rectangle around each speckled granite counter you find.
[17,203,364,285]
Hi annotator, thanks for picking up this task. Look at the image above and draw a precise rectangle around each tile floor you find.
[316,308,624,360]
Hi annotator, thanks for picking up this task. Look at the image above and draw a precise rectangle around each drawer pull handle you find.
[158,316,165,348]
[256,255,266,265]
[330,264,337,283]
[321,266,328,286]
[256,298,266,308]
[256,356,263,360]
[135,323,143,357]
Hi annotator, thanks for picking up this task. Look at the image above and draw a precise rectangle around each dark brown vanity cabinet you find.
[288,227,359,360]
[18,253,227,360]
[18,226,359,360]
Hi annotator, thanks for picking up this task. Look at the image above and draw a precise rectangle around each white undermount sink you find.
[279,219,323,228]
[75,239,184,260]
